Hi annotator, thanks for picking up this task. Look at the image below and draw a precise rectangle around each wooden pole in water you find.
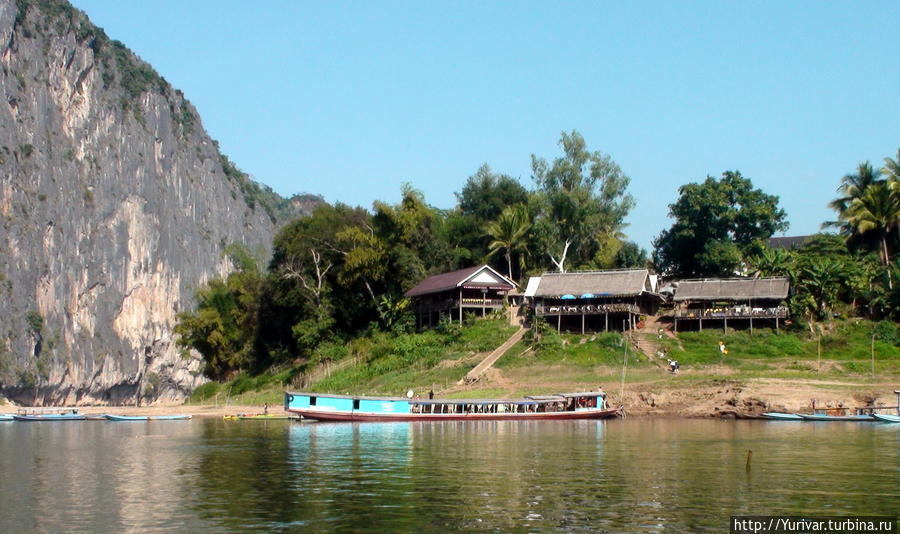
[746,450,752,473]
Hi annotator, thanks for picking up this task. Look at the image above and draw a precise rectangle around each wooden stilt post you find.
[605,312,609,332]
[459,289,463,325]
[582,313,585,334]
[557,313,561,333]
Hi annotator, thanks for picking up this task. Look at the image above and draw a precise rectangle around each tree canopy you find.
[652,171,788,278]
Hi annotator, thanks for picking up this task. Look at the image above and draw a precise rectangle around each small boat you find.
[105,414,150,421]
[797,413,875,422]
[763,412,803,421]
[872,413,900,423]
[0,414,14,421]
[285,391,622,422]
[13,413,86,421]
[106,414,192,421]
[224,414,297,420]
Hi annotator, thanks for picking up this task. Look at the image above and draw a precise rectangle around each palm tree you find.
[485,204,531,280]
[826,162,882,227]
[884,149,900,182]
[799,257,843,322]
[845,182,899,267]
[748,248,795,279]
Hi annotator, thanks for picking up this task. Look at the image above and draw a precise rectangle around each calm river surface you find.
[0,418,897,533]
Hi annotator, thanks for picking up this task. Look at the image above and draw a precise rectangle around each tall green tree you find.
[484,204,531,280]
[652,171,788,277]
[844,181,899,268]
[531,130,634,272]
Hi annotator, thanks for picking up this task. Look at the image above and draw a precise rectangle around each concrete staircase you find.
[459,326,528,385]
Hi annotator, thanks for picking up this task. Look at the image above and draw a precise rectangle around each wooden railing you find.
[674,306,789,319]
[536,303,640,316]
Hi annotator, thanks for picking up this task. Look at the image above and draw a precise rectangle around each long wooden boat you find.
[797,413,875,422]
[13,413,86,421]
[284,391,622,422]
[151,414,192,420]
[224,414,298,421]
[872,413,900,423]
[763,412,803,421]
[105,414,150,421]
[0,414,14,421]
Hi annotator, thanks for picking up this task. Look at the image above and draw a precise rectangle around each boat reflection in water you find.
[284,391,621,422]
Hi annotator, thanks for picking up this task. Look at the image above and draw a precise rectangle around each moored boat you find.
[763,412,803,421]
[797,413,875,422]
[284,391,622,422]
[151,414,192,420]
[0,414,14,421]
[105,414,150,421]
[224,414,298,420]
[872,413,900,423]
[12,413,86,421]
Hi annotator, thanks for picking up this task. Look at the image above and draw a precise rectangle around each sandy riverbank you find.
[6,378,897,419]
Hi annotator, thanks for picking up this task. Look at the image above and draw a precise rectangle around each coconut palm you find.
[748,248,795,279]
[845,182,900,268]
[884,149,900,182]
[826,162,882,225]
[485,204,531,281]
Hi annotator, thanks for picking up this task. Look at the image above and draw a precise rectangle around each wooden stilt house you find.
[405,265,516,329]
[672,277,790,332]
[527,269,662,333]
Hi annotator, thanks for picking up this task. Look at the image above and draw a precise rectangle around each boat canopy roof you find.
[413,398,560,406]
[286,392,407,402]
[553,392,604,398]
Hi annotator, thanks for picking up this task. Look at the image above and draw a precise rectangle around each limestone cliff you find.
[0,0,316,404]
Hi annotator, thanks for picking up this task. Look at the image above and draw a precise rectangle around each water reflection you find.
[0,419,897,533]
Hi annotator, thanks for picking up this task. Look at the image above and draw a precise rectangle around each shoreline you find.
[5,375,897,420]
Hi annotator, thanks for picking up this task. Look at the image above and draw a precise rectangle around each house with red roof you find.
[404,265,516,328]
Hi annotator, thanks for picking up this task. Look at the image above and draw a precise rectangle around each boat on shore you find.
[797,413,874,422]
[872,413,900,423]
[106,414,192,421]
[13,413,86,421]
[284,391,621,422]
[763,412,803,420]
[224,414,298,421]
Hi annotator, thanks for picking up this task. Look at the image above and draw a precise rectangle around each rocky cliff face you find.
[0,0,313,405]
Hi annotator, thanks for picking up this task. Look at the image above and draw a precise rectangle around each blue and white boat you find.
[13,413,86,421]
[797,413,874,422]
[872,413,900,423]
[0,414,14,421]
[763,412,803,421]
[284,391,622,422]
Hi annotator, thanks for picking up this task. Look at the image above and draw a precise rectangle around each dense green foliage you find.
[178,131,645,377]
[176,136,900,383]
[653,171,788,277]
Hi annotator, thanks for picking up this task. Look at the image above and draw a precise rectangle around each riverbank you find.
[7,403,281,418]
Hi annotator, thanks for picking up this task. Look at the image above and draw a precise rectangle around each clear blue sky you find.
[70,0,900,251]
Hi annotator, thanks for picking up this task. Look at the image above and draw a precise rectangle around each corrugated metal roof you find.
[523,277,542,297]
[404,265,515,297]
[673,277,790,301]
[532,269,651,297]
[768,235,812,250]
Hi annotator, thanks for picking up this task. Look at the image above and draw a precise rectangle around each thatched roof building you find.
[673,277,790,301]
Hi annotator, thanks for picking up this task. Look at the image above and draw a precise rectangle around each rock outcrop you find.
[0,0,315,404]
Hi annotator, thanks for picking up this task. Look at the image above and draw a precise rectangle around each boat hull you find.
[798,414,874,422]
[289,406,623,422]
[105,415,150,421]
[12,414,86,421]
[872,413,900,423]
[763,412,803,420]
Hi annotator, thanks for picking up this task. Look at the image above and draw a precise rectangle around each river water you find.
[0,418,896,533]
